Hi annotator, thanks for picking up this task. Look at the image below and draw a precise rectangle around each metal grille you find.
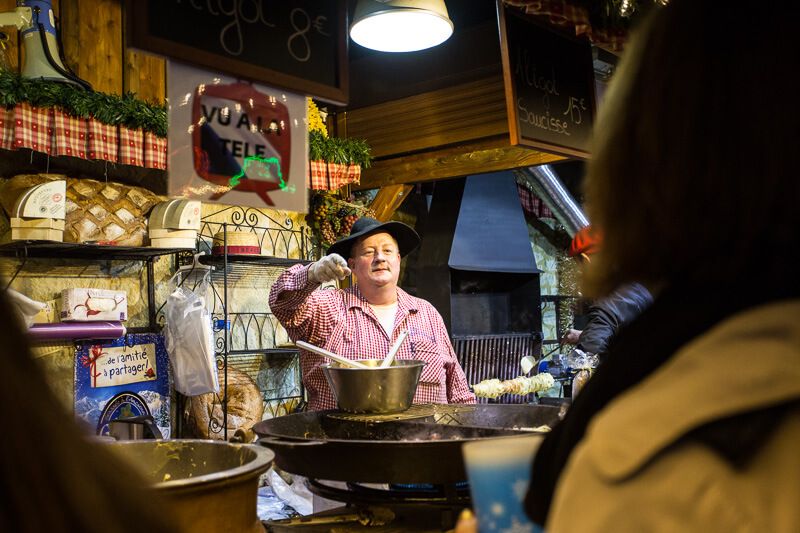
[452,333,542,404]
[328,403,477,423]
[226,350,304,419]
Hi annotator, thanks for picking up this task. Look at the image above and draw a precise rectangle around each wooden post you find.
[370,184,414,223]
[0,0,20,71]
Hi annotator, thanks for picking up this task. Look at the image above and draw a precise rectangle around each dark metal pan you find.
[253,404,563,484]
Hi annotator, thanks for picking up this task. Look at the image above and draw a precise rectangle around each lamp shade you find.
[350,0,454,53]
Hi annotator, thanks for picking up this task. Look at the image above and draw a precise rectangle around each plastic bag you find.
[4,289,46,328]
[266,468,313,516]
[565,348,599,370]
[257,485,293,521]
[164,268,219,396]
[566,349,597,400]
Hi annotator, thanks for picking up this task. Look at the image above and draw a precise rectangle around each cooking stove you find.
[256,403,565,531]
[263,480,470,531]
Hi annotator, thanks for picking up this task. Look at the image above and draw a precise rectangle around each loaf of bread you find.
[0,174,163,246]
[184,366,264,441]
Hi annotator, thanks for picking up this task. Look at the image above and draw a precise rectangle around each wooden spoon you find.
[380,330,409,368]
[296,340,371,369]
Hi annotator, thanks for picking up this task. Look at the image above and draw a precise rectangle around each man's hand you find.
[308,254,351,284]
[561,328,582,346]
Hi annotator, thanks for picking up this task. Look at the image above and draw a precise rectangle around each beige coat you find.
[547,300,800,532]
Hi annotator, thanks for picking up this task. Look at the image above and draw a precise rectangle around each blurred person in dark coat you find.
[523,0,800,531]
[0,288,183,533]
[560,225,653,360]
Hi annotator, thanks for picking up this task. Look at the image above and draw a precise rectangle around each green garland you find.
[309,129,372,168]
[0,67,373,167]
[0,66,167,138]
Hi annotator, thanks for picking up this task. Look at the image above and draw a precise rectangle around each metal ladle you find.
[296,340,371,369]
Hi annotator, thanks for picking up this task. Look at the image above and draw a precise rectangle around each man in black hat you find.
[269,217,476,411]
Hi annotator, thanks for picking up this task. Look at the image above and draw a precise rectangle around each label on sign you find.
[89,343,157,388]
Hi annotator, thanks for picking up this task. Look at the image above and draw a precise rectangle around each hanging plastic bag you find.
[164,266,219,396]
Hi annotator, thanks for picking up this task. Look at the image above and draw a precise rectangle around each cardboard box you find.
[149,228,198,249]
[10,218,65,241]
[33,299,60,324]
[61,288,127,322]
[10,217,66,229]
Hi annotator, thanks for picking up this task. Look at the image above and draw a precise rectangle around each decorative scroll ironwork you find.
[174,206,311,439]
[211,312,283,353]
[195,205,315,260]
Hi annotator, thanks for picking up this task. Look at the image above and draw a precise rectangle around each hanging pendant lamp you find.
[349,0,454,53]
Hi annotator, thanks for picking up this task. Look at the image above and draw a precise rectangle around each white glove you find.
[308,254,351,284]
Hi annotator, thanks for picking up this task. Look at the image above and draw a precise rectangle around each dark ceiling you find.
[341,1,589,200]
[343,0,504,109]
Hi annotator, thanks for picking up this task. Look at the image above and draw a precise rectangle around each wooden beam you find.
[370,184,414,222]
[354,136,567,190]
[124,50,165,105]
[77,0,123,95]
[1,0,20,71]
[336,76,509,160]
[59,0,80,77]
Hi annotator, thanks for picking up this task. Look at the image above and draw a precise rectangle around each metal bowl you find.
[108,439,273,533]
[322,359,427,413]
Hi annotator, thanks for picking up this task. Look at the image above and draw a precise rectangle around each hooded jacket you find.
[540,298,800,532]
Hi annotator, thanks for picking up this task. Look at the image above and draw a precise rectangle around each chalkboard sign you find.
[125,0,348,105]
[498,3,596,159]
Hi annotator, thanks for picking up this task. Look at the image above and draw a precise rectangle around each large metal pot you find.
[322,359,427,413]
[254,404,563,485]
[109,439,273,533]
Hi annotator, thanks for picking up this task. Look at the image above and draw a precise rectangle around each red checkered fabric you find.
[269,263,477,411]
[0,106,14,150]
[308,159,329,190]
[87,118,118,162]
[118,127,144,167]
[53,111,86,158]
[327,162,347,190]
[518,184,555,218]
[503,0,629,50]
[346,164,361,186]
[1,104,164,169]
[13,103,53,154]
[144,131,167,170]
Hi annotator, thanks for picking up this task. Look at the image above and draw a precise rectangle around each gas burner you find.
[305,478,470,531]
[308,478,470,506]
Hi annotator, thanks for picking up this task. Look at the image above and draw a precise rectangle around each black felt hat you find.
[326,217,420,258]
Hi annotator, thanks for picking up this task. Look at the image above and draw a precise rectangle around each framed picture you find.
[498,2,597,159]
[126,0,349,106]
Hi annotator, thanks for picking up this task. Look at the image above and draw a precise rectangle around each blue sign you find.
[74,333,171,438]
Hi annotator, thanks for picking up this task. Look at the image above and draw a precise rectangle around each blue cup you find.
[462,435,545,532]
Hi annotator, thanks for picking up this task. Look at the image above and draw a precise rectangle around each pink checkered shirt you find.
[269,263,477,411]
